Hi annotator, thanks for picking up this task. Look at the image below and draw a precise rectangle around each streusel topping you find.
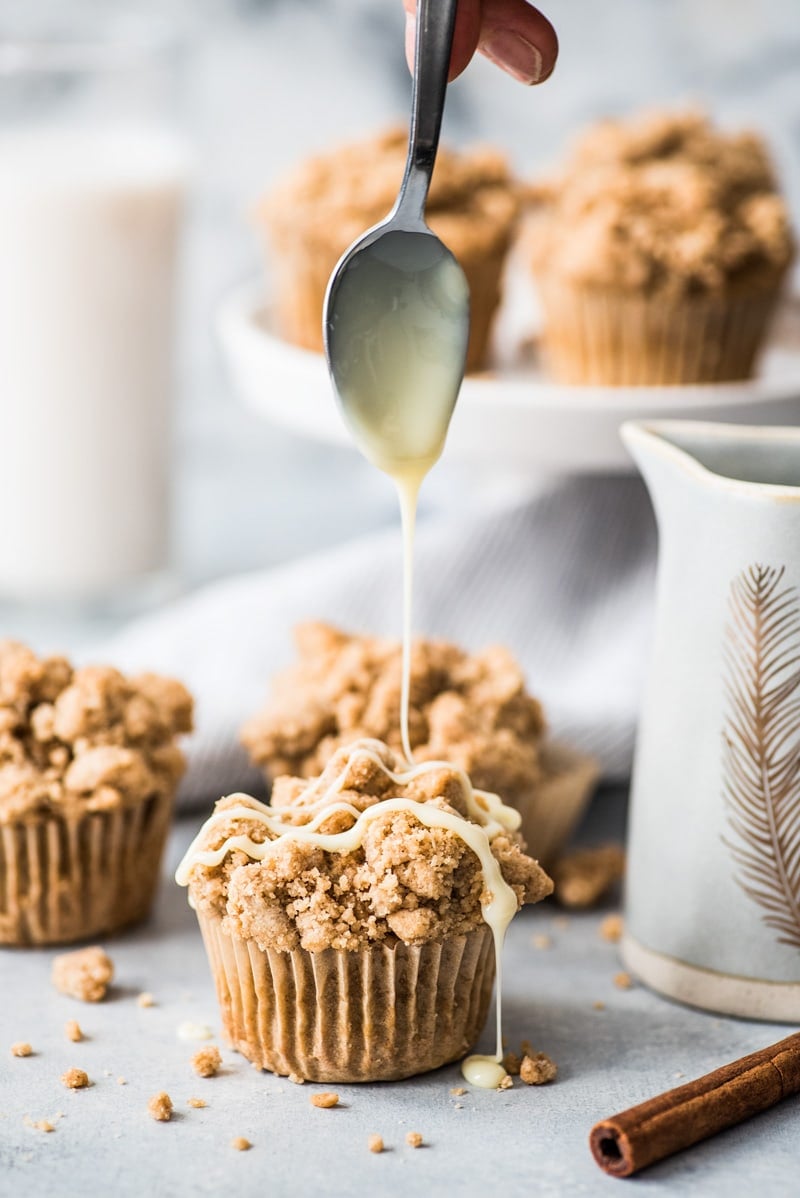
[181,740,552,953]
[528,110,794,294]
[241,622,545,811]
[0,641,193,821]
[260,127,520,259]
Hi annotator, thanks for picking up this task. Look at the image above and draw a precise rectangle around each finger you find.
[478,0,558,84]
[403,0,483,81]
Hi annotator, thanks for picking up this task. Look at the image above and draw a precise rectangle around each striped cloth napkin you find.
[102,475,656,809]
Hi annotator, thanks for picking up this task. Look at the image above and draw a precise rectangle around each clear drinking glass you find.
[0,16,188,605]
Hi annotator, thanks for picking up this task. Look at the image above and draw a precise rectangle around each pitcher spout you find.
[622,420,800,523]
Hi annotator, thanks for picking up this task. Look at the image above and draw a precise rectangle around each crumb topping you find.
[0,641,193,822]
[184,740,552,953]
[148,1092,173,1122]
[52,946,114,1003]
[529,110,794,294]
[192,1046,222,1078]
[259,127,520,264]
[241,623,546,819]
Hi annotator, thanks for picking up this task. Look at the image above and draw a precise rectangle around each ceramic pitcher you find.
[621,420,800,1021]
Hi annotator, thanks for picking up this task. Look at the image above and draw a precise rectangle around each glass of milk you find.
[0,22,188,604]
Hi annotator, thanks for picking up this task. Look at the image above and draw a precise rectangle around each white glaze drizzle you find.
[176,741,518,1086]
[396,471,421,767]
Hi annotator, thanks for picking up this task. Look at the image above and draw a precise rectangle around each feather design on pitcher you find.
[722,564,800,949]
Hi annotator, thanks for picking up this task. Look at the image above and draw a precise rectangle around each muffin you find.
[177,739,552,1082]
[257,127,521,372]
[240,621,598,866]
[527,110,795,384]
[0,642,193,946]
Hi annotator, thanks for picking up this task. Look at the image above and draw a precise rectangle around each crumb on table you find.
[148,1092,173,1122]
[498,1074,514,1090]
[288,1072,305,1085]
[450,1087,466,1096]
[52,947,114,1003]
[406,1131,423,1148]
[25,1117,55,1133]
[551,845,625,909]
[187,1097,207,1109]
[368,1134,384,1154]
[532,933,552,950]
[65,1020,83,1043]
[62,1068,90,1089]
[137,992,156,1008]
[593,1000,606,1011]
[520,1052,558,1085]
[117,1078,127,1086]
[310,1092,339,1109]
[231,1137,252,1151]
[11,1042,33,1058]
[192,1046,222,1078]
[614,971,634,990]
[599,913,624,942]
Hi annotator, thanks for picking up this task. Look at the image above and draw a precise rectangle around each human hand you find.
[403,0,558,85]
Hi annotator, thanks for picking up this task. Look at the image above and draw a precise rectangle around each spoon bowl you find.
[324,224,469,474]
[323,0,467,478]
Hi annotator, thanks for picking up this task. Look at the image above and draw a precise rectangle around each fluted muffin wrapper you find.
[197,910,496,1083]
[518,742,600,869]
[0,791,173,946]
[262,228,509,375]
[535,276,785,385]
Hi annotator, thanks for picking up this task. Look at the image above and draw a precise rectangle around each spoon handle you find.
[396,0,459,225]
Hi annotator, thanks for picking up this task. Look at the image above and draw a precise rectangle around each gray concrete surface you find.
[2,790,798,1198]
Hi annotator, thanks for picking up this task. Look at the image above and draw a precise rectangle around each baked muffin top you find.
[178,739,552,953]
[528,109,795,295]
[259,127,521,258]
[0,641,193,822]
[241,622,546,812]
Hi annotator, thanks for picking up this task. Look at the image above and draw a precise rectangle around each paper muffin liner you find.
[263,231,509,375]
[517,741,600,869]
[0,790,174,947]
[534,276,785,385]
[197,910,496,1082]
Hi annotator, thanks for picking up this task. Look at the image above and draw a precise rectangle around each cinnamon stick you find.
[589,1031,800,1177]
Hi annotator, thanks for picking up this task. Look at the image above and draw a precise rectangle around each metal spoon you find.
[323,0,469,478]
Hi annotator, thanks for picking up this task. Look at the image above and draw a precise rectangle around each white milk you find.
[0,127,186,599]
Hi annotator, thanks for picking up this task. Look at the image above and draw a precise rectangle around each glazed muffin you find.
[527,110,795,384]
[240,622,598,867]
[177,739,552,1082]
[0,642,193,946]
[257,127,522,372]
